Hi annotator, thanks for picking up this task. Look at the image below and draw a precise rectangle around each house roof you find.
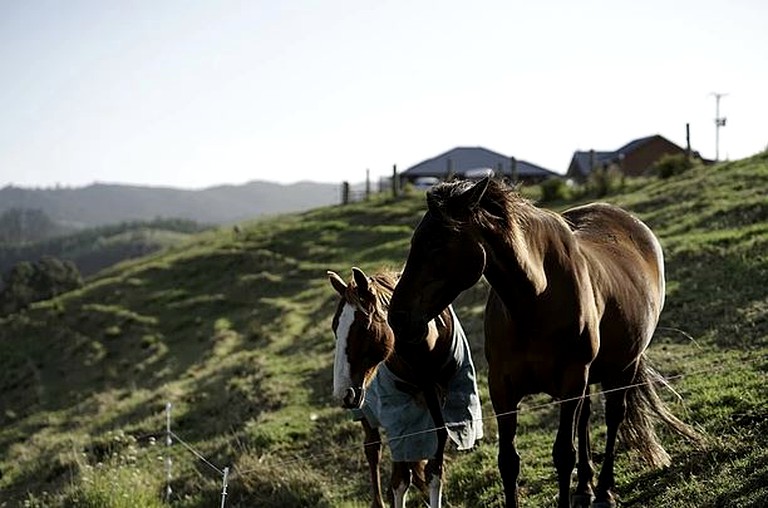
[616,135,657,155]
[401,146,557,179]
[569,134,684,177]
[569,151,615,177]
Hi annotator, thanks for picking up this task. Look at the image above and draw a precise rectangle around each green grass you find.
[1,153,768,506]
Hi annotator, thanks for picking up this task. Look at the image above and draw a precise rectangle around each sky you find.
[1,0,766,190]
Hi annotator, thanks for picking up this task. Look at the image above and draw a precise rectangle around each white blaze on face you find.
[333,303,356,400]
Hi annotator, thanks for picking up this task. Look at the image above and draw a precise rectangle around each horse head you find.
[389,178,489,350]
[328,267,395,409]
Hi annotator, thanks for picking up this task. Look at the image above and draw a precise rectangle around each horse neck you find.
[480,204,572,307]
[384,307,454,384]
[368,273,455,382]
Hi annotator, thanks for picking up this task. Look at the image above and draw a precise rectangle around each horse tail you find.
[620,354,702,468]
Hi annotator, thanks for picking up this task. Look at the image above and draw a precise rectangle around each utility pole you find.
[711,92,728,161]
[392,164,398,198]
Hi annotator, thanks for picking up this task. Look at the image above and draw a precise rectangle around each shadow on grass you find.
[663,248,768,349]
[622,431,768,507]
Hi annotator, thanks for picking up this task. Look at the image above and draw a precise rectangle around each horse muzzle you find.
[342,385,365,409]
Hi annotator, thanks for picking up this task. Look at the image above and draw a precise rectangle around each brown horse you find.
[388,177,698,508]
[328,267,482,508]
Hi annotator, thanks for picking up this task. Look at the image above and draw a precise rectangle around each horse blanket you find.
[353,306,483,461]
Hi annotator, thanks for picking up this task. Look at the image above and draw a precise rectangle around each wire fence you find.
[160,357,748,506]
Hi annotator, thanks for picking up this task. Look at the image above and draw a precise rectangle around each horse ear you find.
[327,270,347,296]
[351,267,371,296]
[460,177,490,209]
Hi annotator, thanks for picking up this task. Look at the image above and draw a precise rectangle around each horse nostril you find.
[343,387,356,407]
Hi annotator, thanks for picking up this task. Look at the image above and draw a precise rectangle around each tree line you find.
[0,208,211,316]
[0,256,83,316]
[0,207,68,244]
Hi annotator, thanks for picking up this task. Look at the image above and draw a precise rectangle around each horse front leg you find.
[553,366,589,508]
[572,388,595,508]
[490,373,524,508]
[496,409,521,508]
[424,385,447,508]
[553,397,582,508]
[361,418,386,508]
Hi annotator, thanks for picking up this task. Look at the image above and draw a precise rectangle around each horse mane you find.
[345,269,400,323]
[427,178,559,228]
[427,178,574,294]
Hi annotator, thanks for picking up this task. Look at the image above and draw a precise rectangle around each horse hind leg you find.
[593,387,627,508]
[410,460,429,498]
[426,458,444,508]
[594,357,700,507]
[391,461,430,507]
[390,462,411,508]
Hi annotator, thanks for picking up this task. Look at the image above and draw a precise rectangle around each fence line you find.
[162,356,746,505]
[219,467,230,508]
[165,403,173,503]
[165,403,230,507]
[169,430,225,476]
[231,368,696,476]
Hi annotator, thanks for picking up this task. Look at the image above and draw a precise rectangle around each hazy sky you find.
[1,0,766,189]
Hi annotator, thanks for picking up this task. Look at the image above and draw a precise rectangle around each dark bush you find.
[654,153,694,179]
[539,178,569,202]
[0,256,83,315]
[588,165,625,198]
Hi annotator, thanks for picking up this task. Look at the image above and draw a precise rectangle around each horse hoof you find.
[571,493,594,507]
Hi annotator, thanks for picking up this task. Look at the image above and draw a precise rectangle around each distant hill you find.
[0,180,342,228]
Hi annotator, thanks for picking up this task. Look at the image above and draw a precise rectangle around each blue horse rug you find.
[353,306,483,461]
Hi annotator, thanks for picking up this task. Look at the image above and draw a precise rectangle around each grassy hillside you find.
[1,153,767,507]
[0,218,210,283]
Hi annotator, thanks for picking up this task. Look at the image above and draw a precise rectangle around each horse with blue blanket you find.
[328,267,483,508]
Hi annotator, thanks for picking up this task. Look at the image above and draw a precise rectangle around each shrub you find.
[588,164,625,198]
[654,153,694,179]
[539,178,569,202]
[0,256,84,315]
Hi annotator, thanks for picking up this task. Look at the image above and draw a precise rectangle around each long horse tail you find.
[620,354,702,468]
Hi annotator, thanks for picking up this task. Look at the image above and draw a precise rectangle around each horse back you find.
[563,203,665,366]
